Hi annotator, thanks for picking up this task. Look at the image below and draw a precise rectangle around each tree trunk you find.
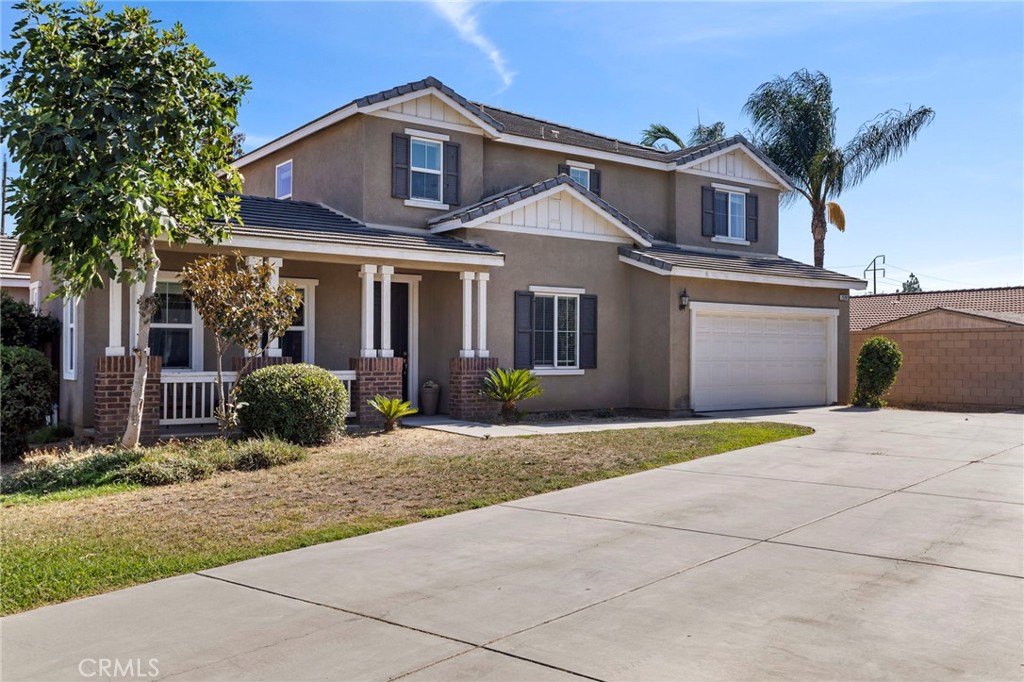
[121,241,160,448]
[811,204,827,269]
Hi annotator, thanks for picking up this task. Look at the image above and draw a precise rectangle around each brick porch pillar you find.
[448,357,499,421]
[94,356,162,444]
[350,357,405,428]
[232,355,293,379]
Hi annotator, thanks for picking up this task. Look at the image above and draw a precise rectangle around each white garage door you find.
[692,307,832,411]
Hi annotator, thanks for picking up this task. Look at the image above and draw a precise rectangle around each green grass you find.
[0,421,811,615]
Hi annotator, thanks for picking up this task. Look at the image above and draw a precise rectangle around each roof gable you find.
[674,135,793,190]
[429,176,654,246]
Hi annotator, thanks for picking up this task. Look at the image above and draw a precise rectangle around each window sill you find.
[532,368,585,376]
[404,199,450,211]
[711,236,750,246]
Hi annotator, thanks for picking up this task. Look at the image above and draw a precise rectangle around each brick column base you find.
[232,355,293,379]
[449,357,499,421]
[94,356,162,444]
[350,357,405,428]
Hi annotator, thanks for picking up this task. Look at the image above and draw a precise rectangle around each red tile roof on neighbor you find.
[849,286,1024,331]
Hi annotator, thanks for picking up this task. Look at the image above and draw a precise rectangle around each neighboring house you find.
[850,287,1024,409]
[39,76,866,438]
[1,235,34,305]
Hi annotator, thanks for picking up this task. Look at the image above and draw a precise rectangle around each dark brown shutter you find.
[392,133,410,199]
[443,142,460,206]
[514,291,535,369]
[701,186,715,237]
[745,193,758,242]
[579,294,597,369]
[557,164,570,177]
[589,169,601,196]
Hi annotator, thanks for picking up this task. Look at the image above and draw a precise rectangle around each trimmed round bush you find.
[852,336,904,408]
[236,364,348,445]
[1,346,58,462]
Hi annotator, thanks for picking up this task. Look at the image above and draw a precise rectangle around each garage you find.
[690,303,838,411]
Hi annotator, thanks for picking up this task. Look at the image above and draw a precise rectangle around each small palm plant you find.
[480,368,544,423]
[367,395,418,433]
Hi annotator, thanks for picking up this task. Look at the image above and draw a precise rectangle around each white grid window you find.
[410,138,442,202]
[569,167,590,190]
[276,160,293,199]
[713,190,746,239]
[533,294,579,369]
[149,282,197,370]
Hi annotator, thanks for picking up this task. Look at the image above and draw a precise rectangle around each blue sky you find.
[3,1,1022,292]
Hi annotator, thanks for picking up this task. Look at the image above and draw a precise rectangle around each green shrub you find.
[0,448,143,495]
[0,292,61,351]
[366,395,417,432]
[480,368,544,423]
[1,346,59,462]
[229,437,306,470]
[27,424,75,445]
[853,336,904,408]
[119,456,214,487]
[236,364,348,445]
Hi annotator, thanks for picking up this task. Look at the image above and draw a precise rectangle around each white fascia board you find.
[435,183,652,247]
[1,277,31,288]
[372,110,484,137]
[234,104,359,168]
[360,87,501,138]
[477,223,632,245]
[495,134,674,172]
[675,144,794,191]
[11,245,26,271]
[617,254,865,290]
[617,254,672,276]
[171,233,504,267]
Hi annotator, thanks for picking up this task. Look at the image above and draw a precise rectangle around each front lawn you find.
[0,421,811,615]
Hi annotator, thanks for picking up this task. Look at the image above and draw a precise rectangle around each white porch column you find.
[460,272,475,358]
[266,257,283,357]
[105,255,125,356]
[379,265,394,358]
[245,256,262,358]
[476,273,489,358]
[360,264,378,358]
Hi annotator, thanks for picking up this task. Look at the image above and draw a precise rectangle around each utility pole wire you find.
[863,255,886,295]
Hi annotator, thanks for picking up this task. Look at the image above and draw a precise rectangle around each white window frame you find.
[530,287,581,373]
[569,166,591,190]
[138,272,204,372]
[29,281,41,312]
[282,277,317,364]
[712,189,747,241]
[62,296,78,380]
[275,159,293,200]
[409,137,443,203]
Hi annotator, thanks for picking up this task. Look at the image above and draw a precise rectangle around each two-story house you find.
[42,77,865,437]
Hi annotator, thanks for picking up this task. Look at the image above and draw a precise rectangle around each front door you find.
[373,282,410,400]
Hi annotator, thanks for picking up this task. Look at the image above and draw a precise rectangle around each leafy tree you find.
[744,70,934,268]
[641,120,726,149]
[179,253,301,435]
[1,345,58,461]
[900,273,922,293]
[1,1,250,447]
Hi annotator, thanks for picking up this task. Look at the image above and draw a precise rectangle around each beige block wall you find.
[850,328,1024,409]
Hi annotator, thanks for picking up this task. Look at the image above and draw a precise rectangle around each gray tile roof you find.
[427,175,655,245]
[1,235,26,278]
[850,287,1024,330]
[220,195,502,258]
[619,243,866,287]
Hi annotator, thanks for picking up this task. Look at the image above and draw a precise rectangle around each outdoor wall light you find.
[679,288,690,310]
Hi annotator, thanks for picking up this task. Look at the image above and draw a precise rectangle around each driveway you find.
[3,408,1022,681]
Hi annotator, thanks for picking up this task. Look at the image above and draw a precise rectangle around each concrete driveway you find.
[3,408,1022,681]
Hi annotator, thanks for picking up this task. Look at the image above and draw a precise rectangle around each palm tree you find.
[744,70,934,268]
[641,120,726,149]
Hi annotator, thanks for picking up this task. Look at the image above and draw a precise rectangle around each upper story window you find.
[702,184,758,243]
[410,138,442,202]
[569,167,590,190]
[276,160,293,199]
[714,190,746,240]
[559,161,601,196]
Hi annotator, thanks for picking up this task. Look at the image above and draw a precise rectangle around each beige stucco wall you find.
[2,285,29,303]
[672,173,780,255]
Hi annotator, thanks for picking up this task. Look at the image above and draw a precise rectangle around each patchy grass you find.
[0,421,810,615]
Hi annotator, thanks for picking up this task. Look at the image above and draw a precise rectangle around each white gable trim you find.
[676,144,793,191]
[618,255,865,290]
[431,183,653,247]
[371,109,485,137]
[477,223,632,245]
[234,104,359,168]
[359,88,501,138]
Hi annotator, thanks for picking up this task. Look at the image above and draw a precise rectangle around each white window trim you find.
[62,297,78,380]
[404,198,450,211]
[711,182,750,194]
[404,127,449,142]
[29,281,41,312]
[133,272,205,372]
[533,368,585,376]
[565,159,595,170]
[568,166,591,190]
[275,159,293,200]
[409,136,444,204]
[531,291,581,371]
[712,236,751,246]
[283,277,318,364]
[713,189,747,241]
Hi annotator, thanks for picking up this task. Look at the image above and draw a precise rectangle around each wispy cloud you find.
[430,1,515,90]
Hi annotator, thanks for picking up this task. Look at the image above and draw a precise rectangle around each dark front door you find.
[373,281,410,400]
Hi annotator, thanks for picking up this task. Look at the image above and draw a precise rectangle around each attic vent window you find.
[275,160,293,200]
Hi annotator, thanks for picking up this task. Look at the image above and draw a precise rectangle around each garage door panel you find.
[693,310,830,411]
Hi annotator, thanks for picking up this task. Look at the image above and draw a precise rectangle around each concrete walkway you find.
[3,407,1022,681]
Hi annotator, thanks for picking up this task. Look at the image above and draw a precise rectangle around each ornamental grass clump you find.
[852,336,904,408]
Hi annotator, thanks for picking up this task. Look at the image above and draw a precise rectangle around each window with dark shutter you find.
[557,164,570,177]
[579,294,597,369]
[701,186,715,236]
[589,170,601,197]
[514,291,535,369]
[443,142,460,206]
[392,133,410,199]
[745,193,759,242]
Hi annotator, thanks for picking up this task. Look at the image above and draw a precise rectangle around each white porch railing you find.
[160,369,358,427]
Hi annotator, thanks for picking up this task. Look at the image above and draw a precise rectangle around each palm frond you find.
[640,123,685,149]
[842,106,935,189]
[826,201,846,232]
[688,121,726,146]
